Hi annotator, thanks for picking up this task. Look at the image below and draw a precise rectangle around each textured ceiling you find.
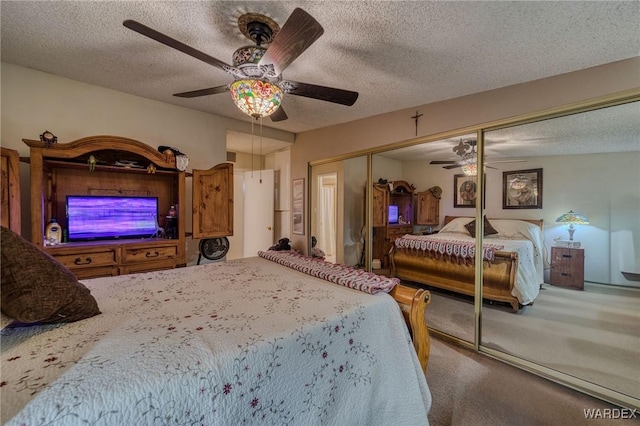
[2,0,639,142]
[379,101,640,161]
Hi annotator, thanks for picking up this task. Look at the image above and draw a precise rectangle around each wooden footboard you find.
[390,246,520,312]
[390,284,431,374]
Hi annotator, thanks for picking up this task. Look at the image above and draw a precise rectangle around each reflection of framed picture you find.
[454,174,477,208]
[503,168,542,209]
[292,178,305,234]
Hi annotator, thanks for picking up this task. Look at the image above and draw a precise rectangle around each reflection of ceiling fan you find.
[430,140,526,175]
[123,8,358,122]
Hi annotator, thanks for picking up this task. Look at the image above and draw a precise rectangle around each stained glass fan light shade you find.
[230,79,283,118]
[461,162,478,176]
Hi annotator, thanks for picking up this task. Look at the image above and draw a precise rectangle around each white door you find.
[243,169,274,257]
[317,173,337,263]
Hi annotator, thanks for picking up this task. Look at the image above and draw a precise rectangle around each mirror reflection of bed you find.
[390,216,544,312]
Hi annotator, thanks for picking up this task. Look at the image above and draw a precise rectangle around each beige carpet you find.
[426,337,633,426]
[422,282,640,401]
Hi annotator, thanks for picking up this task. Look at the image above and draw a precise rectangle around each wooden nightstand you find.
[550,247,585,290]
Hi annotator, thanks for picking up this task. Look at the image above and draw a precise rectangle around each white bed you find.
[1,252,431,425]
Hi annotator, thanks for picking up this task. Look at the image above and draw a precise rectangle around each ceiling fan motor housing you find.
[238,13,280,45]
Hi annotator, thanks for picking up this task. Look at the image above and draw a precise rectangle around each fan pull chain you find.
[259,116,264,183]
[251,117,255,178]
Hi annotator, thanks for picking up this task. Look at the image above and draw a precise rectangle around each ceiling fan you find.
[430,140,526,175]
[123,8,358,122]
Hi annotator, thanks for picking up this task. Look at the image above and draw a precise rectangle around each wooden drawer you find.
[120,260,177,275]
[74,266,119,280]
[52,249,118,269]
[550,247,584,289]
[388,226,413,240]
[123,244,178,264]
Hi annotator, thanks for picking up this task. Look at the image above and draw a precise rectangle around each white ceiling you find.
[2,1,639,146]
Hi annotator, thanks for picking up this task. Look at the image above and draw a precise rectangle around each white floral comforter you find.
[1,257,431,425]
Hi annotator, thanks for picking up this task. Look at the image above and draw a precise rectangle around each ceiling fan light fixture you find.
[461,162,478,176]
[460,150,478,176]
[230,79,283,118]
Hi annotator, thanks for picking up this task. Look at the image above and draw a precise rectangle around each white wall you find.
[400,151,640,285]
[1,62,294,264]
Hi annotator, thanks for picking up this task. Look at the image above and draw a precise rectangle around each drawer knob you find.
[74,257,93,265]
[146,251,160,258]
[562,254,572,258]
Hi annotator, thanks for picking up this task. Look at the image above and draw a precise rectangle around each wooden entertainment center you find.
[24,135,233,279]
[372,180,415,269]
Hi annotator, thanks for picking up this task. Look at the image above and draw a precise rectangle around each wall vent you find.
[226,151,237,162]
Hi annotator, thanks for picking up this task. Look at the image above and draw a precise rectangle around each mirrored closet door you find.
[310,156,367,266]
[481,100,640,402]
[371,133,478,343]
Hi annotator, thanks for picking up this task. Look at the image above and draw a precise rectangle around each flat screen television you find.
[66,195,159,241]
[388,204,399,224]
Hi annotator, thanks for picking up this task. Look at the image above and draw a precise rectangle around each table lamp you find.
[555,210,589,242]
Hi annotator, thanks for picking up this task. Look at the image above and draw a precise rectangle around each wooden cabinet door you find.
[372,184,388,227]
[1,147,21,234]
[192,162,234,239]
[416,191,439,225]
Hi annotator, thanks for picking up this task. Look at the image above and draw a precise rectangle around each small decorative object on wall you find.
[39,130,57,146]
[292,178,305,235]
[503,168,542,209]
[454,174,477,208]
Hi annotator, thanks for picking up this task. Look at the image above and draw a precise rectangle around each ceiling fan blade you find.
[123,20,231,72]
[443,164,462,170]
[430,160,458,165]
[173,85,229,98]
[282,80,358,106]
[270,106,288,122]
[258,8,324,77]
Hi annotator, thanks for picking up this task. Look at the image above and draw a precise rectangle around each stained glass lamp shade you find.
[460,151,479,176]
[230,79,283,118]
[461,162,477,176]
[555,210,589,241]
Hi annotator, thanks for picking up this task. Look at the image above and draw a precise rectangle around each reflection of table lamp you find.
[555,210,589,241]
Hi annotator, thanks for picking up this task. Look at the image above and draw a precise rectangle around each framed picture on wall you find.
[292,178,305,234]
[503,168,543,209]
[453,174,477,208]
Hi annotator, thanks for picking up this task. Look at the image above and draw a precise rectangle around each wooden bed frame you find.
[390,285,431,374]
[390,216,543,312]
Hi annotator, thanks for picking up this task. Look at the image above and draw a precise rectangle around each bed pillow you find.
[0,226,101,324]
[439,217,474,234]
[464,217,499,238]
[490,219,542,241]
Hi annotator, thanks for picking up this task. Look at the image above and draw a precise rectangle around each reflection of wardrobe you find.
[372,180,414,268]
[416,190,439,227]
